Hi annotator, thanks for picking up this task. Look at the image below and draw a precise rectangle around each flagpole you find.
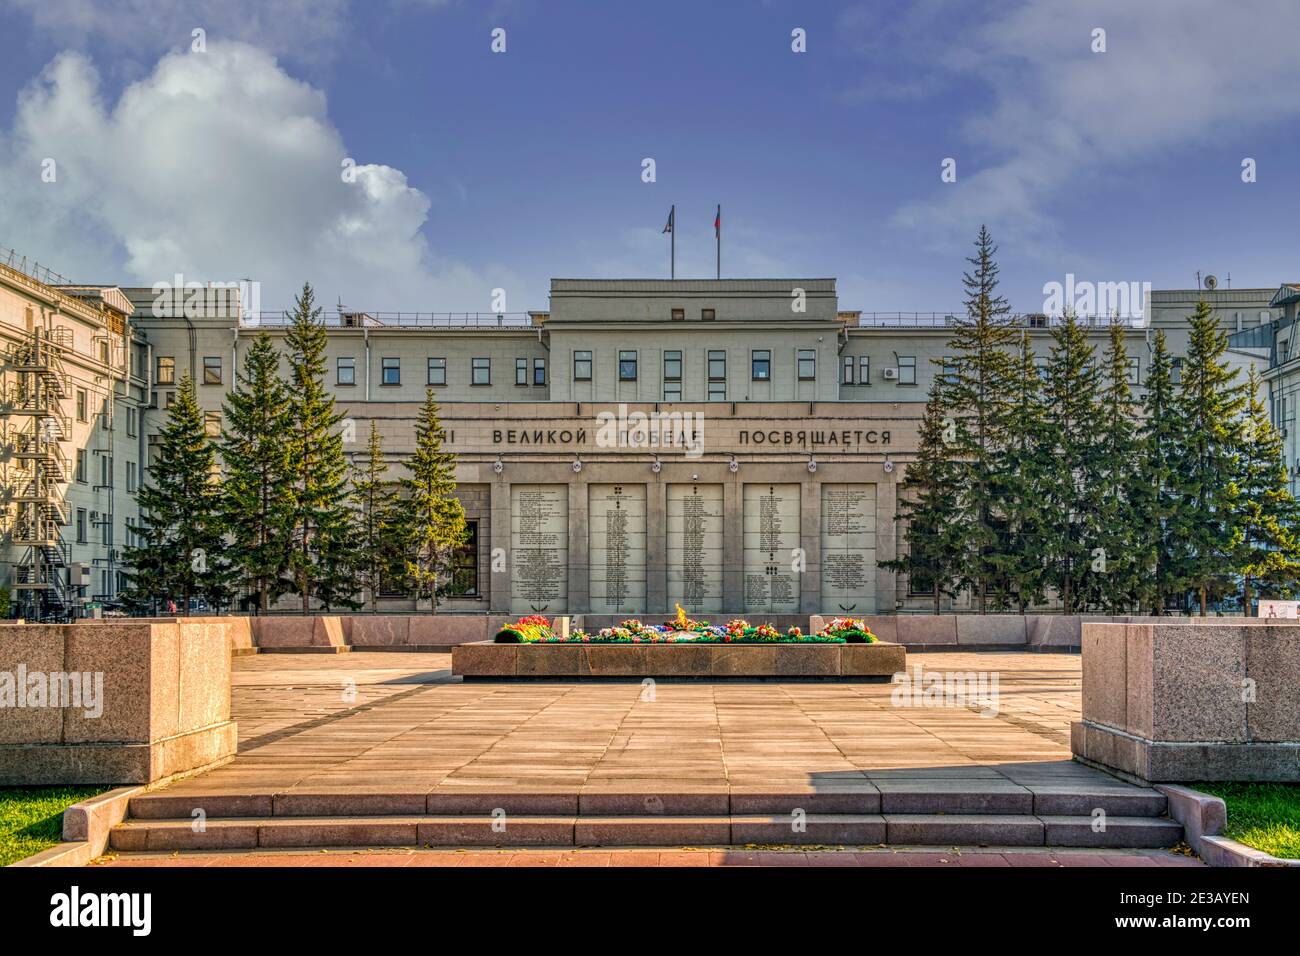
[715,204,721,279]
[671,204,676,279]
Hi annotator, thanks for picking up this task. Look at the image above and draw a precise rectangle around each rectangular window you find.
[516,358,528,385]
[76,509,87,544]
[797,349,816,381]
[663,351,682,400]
[1171,357,1183,385]
[157,356,175,385]
[671,309,685,321]
[898,356,916,385]
[102,518,112,547]
[381,357,400,386]
[533,358,546,386]
[126,461,137,493]
[76,389,87,422]
[619,350,638,381]
[842,355,854,385]
[99,454,112,488]
[204,411,221,438]
[337,357,356,385]
[101,397,111,431]
[859,355,870,384]
[941,355,957,386]
[125,517,137,549]
[472,357,490,385]
[573,350,592,381]
[76,450,86,483]
[1127,357,1141,385]
[427,357,446,385]
[701,308,716,321]
[751,350,771,381]
[448,520,479,596]
[203,356,222,385]
[708,350,726,401]
[126,405,138,437]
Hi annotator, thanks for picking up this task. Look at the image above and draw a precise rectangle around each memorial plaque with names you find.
[588,484,647,614]
[743,483,801,613]
[510,484,569,613]
[820,483,877,613]
[666,483,723,613]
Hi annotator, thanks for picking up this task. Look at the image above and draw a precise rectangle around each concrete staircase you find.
[109,785,1182,852]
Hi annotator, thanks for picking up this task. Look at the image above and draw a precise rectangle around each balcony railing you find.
[852,312,1149,329]
[242,312,536,329]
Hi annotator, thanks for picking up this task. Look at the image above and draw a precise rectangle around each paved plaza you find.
[174,651,1084,794]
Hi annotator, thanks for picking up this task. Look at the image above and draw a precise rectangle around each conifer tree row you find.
[887,227,1300,615]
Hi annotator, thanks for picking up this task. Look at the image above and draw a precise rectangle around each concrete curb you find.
[6,786,142,868]
[1155,784,1298,867]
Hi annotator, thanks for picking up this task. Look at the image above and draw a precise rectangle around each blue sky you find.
[0,0,1296,314]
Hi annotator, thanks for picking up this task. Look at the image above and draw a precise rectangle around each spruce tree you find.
[1039,311,1102,613]
[880,381,964,612]
[122,375,230,614]
[1232,367,1300,611]
[993,332,1050,611]
[1134,330,1184,614]
[1089,321,1142,611]
[1174,300,1247,614]
[352,421,404,611]
[284,282,362,611]
[400,389,467,612]
[944,226,1019,612]
[220,331,295,613]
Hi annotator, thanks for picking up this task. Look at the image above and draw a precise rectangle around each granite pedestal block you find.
[1072,622,1300,783]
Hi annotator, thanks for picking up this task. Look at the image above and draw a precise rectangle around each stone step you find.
[125,786,1168,820]
[108,813,1183,851]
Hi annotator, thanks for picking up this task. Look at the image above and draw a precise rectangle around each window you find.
[842,355,854,385]
[619,351,638,381]
[164,391,176,409]
[472,357,490,385]
[858,356,870,384]
[701,308,715,321]
[125,517,137,549]
[204,411,221,438]
[797,349,816,381]
[1127,357,1141,385]
[707,350,726,401]
[940,356,957,386]
[76,509,87,544]
[898,356,916,385]
[337,357,356,385]
[381,357,400,386]
[99,454,112,488]
[99,340,110,365]
[663,350,682,401]
[516,358,528,386]
[76,450,87,483]
[157,356,175,384]
[533,358,546,386]
[203,356,222,385]
[101,397,111,430]
[751,350,771,381]
[1171,357,1184,385]
[102,517,112,547]
[427,357,446,386]
[448,521,479,596]
[126,406,137,437]
[573,350,592,381]
[671,309,685,321]
[126,461,137,493]
[76,389,87,422]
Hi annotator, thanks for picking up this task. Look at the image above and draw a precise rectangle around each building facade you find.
[0,253,1280,618]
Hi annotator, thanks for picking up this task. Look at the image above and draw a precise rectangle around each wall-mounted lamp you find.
[492,454,504,475]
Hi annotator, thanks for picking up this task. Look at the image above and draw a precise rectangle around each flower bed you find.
[493,608,876,645]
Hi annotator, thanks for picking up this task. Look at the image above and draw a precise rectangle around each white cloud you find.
[0,42,516,313]
[870,0,1300,258]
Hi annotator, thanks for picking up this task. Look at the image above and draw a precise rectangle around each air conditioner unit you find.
[882,368,899,380]
[89,511,99,521]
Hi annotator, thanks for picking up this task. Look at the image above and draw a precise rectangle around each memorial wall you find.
[742,483,801,613]
[510,484,569,613]
[588,483,648,614]
[666,483,725,613]
[820,483,877,613]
